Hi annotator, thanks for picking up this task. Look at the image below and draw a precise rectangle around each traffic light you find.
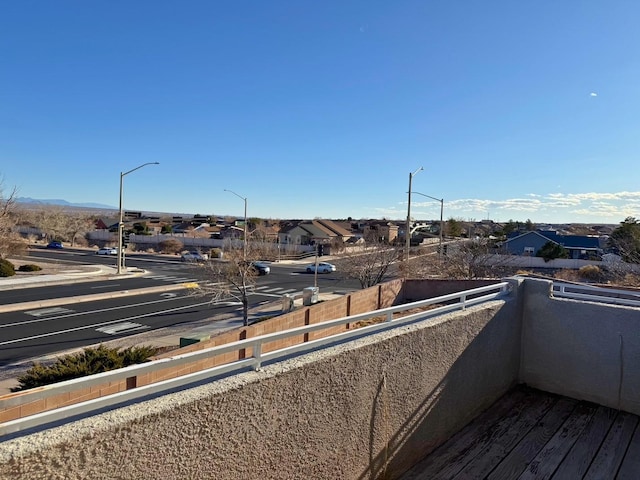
[122,231,131,248]
[318,244,324,257]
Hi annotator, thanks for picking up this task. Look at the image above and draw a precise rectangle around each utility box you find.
[302,286,319,306]
[282,293,294,313]
[179,334,210,348]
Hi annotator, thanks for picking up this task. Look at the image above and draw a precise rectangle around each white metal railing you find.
[0,282,510,436]
[552,282,640,307]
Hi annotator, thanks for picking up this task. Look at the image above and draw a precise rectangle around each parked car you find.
[96,247,118,255]
[250,262,270,275]
[46,241,63,249]
[306,262,336,274]
[181,251,209,262]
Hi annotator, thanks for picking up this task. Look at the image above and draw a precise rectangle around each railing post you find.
[461,294,467,310]
[253,341,262,371]
[386,311,393,322]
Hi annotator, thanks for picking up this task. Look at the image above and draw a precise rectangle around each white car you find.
[306,262,336,274]
[181,251,209,262]
[96,247,118,255]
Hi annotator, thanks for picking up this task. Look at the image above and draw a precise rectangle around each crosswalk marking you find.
[144,271,310,298]
[96,322,149,335]
[25,307,75,317]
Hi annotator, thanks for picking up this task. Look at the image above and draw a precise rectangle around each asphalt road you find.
[0,249,360,365]
[0,291,241,365]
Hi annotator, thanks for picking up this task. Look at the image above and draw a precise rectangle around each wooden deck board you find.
[401,387,532,480]
[583,411,638,479]
[550,405,617,479]
[517,402,597,480]
[450,395,558,480]
[616,419,640,479]
[401,387,640,480]
[487,397,578,480]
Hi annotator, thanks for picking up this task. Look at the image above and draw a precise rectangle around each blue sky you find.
[1,1,639,224]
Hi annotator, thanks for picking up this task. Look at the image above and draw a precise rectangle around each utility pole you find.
[405,166,423,262]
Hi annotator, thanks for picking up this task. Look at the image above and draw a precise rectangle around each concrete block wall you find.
[0,379,129,424]
[0,298,521,480]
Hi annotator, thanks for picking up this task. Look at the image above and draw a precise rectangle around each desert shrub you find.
[578,265,603,282]
[0,259,16,277]
[553,269,580,282]
[18,264,42,272]
[210,248,223,258]
[158,238,184,254]
[11,344,159,392]
[620,273,640,288]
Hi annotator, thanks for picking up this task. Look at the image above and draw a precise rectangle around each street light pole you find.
[413,191,444,259]
[117,162,159,274]
[224,189,248,260]
[405,166,423,262]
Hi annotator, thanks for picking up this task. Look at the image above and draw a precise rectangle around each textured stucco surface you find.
[520,278,640,414]
[0,298,520,480]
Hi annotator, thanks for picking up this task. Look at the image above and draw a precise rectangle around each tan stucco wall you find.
[403,279,501,302]
[520,278,640,415]
[0,298,521,480]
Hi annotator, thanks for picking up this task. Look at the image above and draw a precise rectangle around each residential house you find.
[363,221,400,244]
[279,219,354,246]
[501,230,602,259]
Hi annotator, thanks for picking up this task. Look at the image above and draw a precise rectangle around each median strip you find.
[0,283,189,314]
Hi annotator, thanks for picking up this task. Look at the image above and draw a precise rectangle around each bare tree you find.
[26,205,69,242]
[0,180,26,258]
[65,212,97,246]
[428,238,515,279]
[340,237,401,288]
[187,245,265,326]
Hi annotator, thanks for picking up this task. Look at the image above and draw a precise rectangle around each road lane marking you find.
[0,295,193,330]
[24,307,75,317]
[0,301,216,346]
[96,322,149,335]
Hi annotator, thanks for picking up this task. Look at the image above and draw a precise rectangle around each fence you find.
[0,282,510,436]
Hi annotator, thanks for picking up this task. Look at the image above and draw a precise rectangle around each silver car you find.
[306,262,336,274]
[181,251,209,262]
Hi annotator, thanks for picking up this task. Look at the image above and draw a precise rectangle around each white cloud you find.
[378,191,640,223]
[590,92,598,97]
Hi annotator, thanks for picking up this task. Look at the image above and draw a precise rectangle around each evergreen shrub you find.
[0,259,16,277]
[18,264,42,272]
[11,344,159,391]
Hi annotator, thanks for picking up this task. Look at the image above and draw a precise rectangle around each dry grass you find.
[353,305,439,328]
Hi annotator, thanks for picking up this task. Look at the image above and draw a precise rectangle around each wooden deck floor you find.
[402,386,640,480]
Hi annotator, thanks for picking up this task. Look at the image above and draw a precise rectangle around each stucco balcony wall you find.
[520,278,640,415]
[0,292,521,479]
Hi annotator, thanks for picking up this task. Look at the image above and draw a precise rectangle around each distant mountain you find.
[16,197,117,210]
